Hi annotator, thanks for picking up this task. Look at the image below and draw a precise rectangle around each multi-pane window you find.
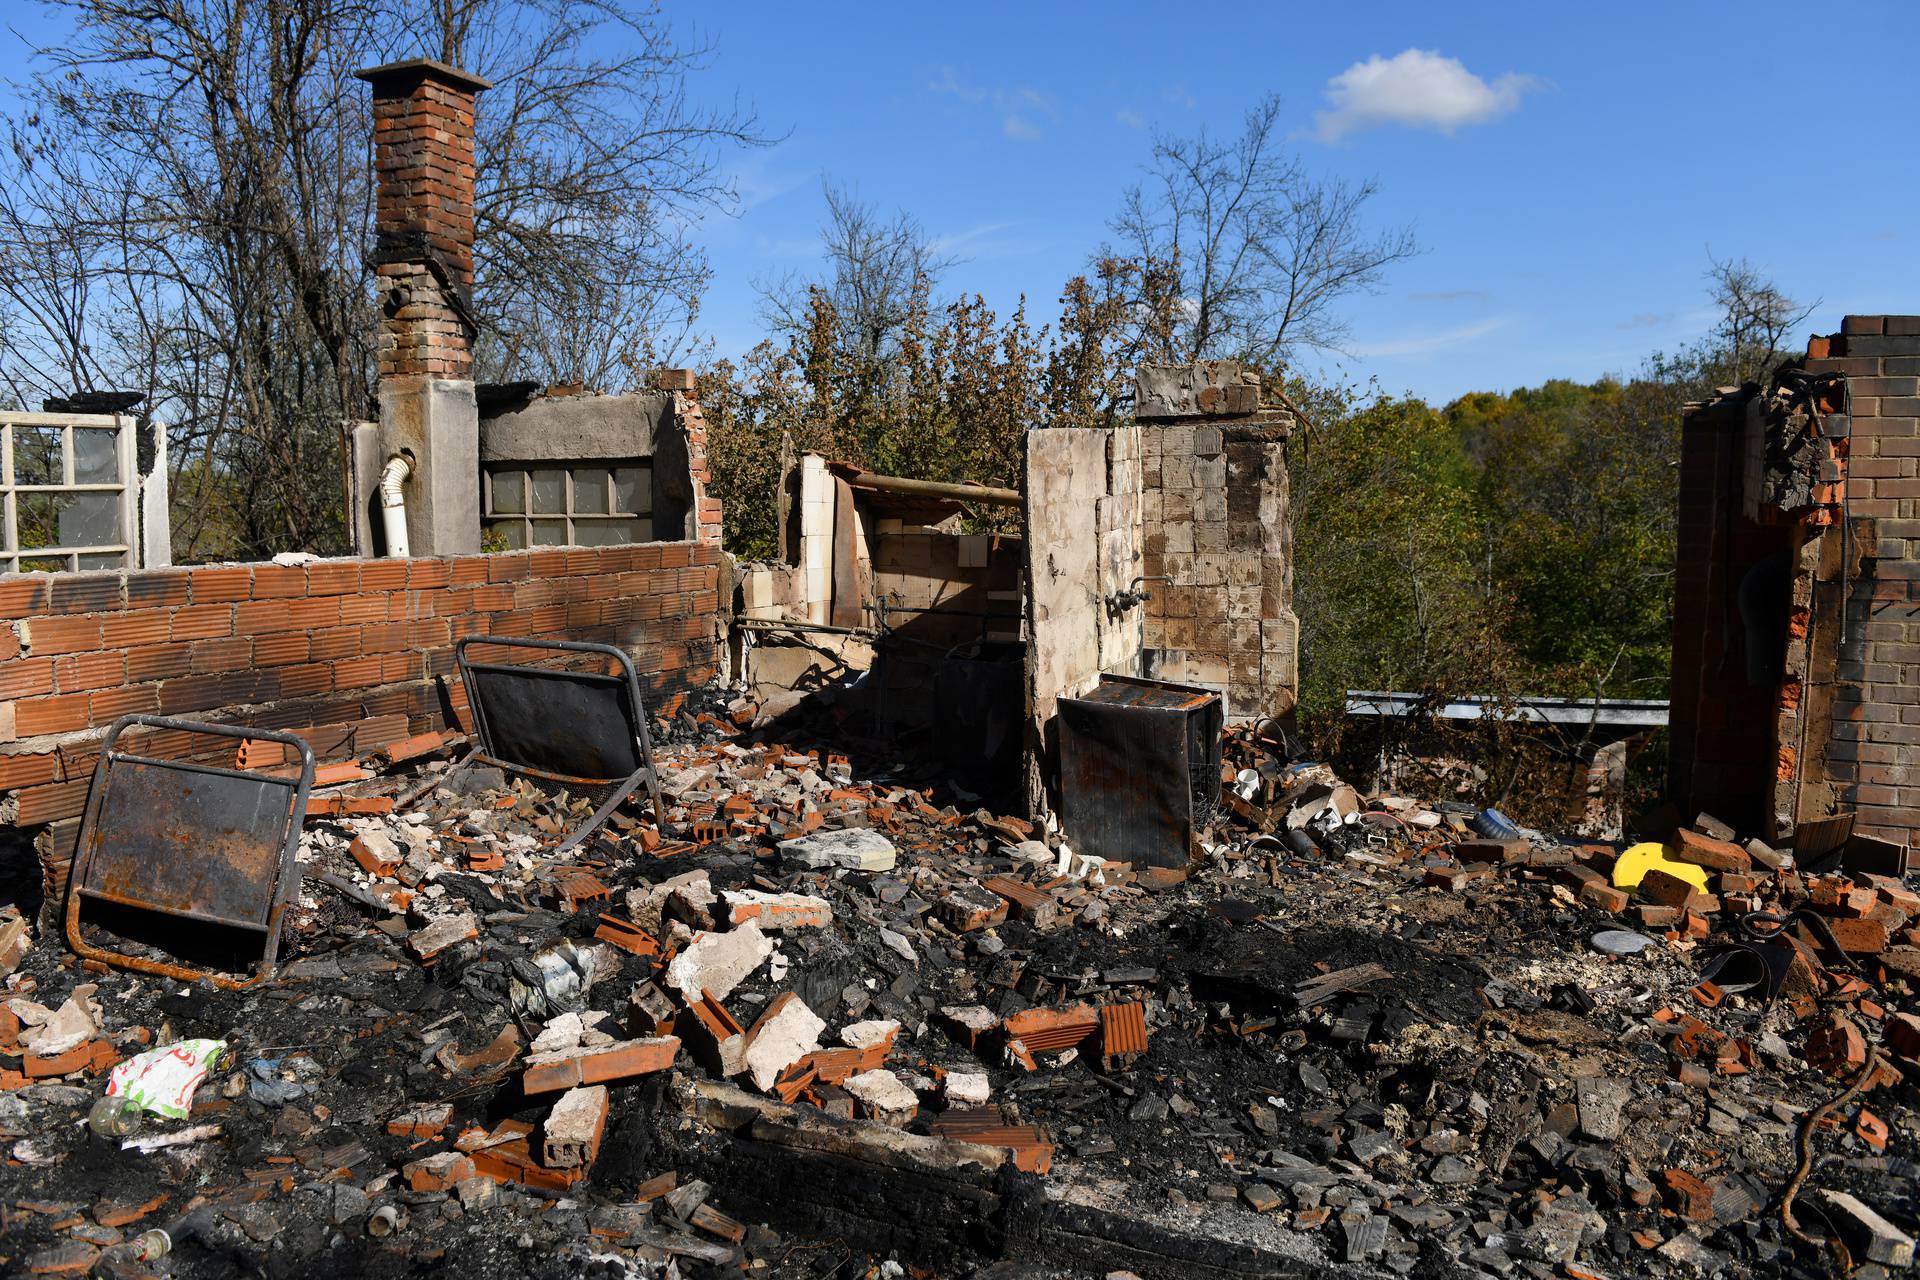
[0,414,137,573]
[482,460,652,549]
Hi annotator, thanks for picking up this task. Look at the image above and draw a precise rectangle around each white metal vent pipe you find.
[378,453,413,558]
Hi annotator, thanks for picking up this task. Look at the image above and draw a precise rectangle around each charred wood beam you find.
[666,1078,1327,1278]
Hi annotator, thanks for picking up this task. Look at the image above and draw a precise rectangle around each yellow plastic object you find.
[1611,842,1709,892]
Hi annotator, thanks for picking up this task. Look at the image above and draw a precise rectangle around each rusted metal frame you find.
[452,634,667,847]
[65,715,314,990]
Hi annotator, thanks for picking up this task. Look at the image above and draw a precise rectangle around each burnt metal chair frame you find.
[401,635,667,854]
[65,715,315,989]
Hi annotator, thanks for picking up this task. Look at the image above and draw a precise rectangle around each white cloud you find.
[1349,315,1508,359]
[1114,108,1146,130]
[929,67,1056,141]
[1314,49,1534,143]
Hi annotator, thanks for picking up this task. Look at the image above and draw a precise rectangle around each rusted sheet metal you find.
[66,715,314,988]
[402,636,665,853]
[1057,675,1222,869]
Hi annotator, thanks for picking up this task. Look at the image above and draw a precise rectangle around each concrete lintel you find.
[354,57,492,94]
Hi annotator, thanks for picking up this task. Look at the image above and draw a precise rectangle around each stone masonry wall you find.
[0,544,725,835]
[1137,362,1297,723]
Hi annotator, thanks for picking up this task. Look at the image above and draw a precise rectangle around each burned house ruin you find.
[1,52,1918,1280]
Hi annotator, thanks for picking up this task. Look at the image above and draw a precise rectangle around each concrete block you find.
[376,377,481,555]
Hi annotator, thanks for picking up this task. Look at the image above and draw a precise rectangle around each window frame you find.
[481,458,653,549]
[0,412,138,574]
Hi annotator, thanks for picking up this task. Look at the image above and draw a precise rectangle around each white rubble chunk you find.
[531,1012,586,1056]
[840,1019,901,1052]
[665,921,774,1002]
[626,870,711,933]
[9,984,101,1057]
[842,1069,919,1126]
[943,1071,991,1106]
[407,912,478,961]
[1817,1189,1915,1267]
[742,993,826,1091]
[722,889,832,929]
[779,828,897,872]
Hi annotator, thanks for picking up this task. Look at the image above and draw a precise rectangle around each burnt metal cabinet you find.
[1057,675,1223,869]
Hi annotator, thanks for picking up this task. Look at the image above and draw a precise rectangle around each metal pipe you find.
[735,618,876,637]
[378,453,412,557]
[838,469,1021,508]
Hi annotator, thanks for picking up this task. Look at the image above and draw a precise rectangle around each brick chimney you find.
[352,57,492,555]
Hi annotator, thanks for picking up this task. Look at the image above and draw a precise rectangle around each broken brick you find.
[1001,1004,1100,1055]
[387,1103,454,1139]
[1669,827,1751,873]
[404,1151,476,1193]
[522,1036,680,1094]
[408,912,478,962]
[981,876,1059,927]
[1638,868,1703,909]
[721,889,832,930]
[935,886,1008,933]
[1807,1013,1869,1079]
[593,914,663,957]
[542,1084,610,1169]
[350,831,401,877]
[1659,1168,1715,1221]
[1096,1002,1149,1072]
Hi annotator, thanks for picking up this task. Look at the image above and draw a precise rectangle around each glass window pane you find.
[77,551,126,570]
[574,468,611,516]
[614,464,651,515]
[530,518,566,546]
[530,469,564,514]
[64,492,122,546]
[20,491,121,548]
[73,429,119,483]
[579,520,647,547]
[20,556,65,573]
[14,427,60,485]
[489,469,525,514]
[490,519,526,549]
[18,493,67,549]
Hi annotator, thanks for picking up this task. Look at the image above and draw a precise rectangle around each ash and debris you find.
[2,702,1918,1279]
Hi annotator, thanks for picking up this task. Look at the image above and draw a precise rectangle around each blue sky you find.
[680,0,1920,402]
[5,3,1916,404]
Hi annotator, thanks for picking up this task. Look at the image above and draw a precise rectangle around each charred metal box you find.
[1057,675,1223,869]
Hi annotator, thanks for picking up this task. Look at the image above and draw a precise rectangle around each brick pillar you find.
[360,58,488,379]
[353,58,492,556]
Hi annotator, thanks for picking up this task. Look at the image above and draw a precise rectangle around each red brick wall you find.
[1803,316,1920,841]
[1671,316,1920,846]
[1667,390,1794,834]
[0,543,724,832]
